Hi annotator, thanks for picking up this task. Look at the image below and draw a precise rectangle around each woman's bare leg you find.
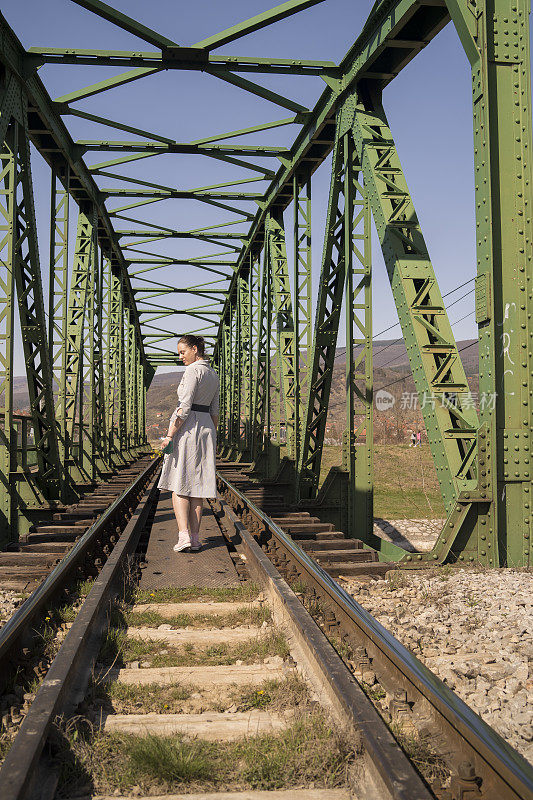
[189,498,203,545]
[172,493,190,534]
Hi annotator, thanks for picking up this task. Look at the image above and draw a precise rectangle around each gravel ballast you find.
[0,590,25,625]
[340,568,533,762]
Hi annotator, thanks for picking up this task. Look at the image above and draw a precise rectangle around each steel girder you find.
[251,240,273,464]
[267,212,298,460]
[216,0,452,325]
[12,119,61,496]
[49,166,69,477]
[293,175,312,463]
[64,209,95,451]
[0,79,63,543]
[0,108,17,544]
[81,228,107,478]
[103,259,121,464]
[341,133,374,538]
[238,272,252,454]
[104,267,127,464]
[0,14,147,372]
[0,0,530,567]
[212,0,533,568]
[350,91,479,511]
[297,124,349,499]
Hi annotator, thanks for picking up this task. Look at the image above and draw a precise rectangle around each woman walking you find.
[158,335,219,553]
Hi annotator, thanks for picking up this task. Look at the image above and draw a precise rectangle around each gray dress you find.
[158,359,219,498]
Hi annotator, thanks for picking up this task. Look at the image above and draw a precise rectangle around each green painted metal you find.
[341,133,373,539]
[239,269,252,454]
[202,70,309,115]
[80,225,99,481]
[267,212,297,459]
[247,252,261,453]
[49,166,70,495]
[350,93,479,512]
[297,123,348,500]
[0,0,530,568]
[395,0,533,569]
[11,116,61,502]
[194,0,325,50]
[30,48,336,76]
[55,67,161,105]
[251,241,271,462]
[68,0,179,48]
[64,209,95,458]
[293,174,312,462]
[0,116,17,545]
[77,141,287,156]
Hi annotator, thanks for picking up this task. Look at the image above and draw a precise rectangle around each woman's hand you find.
[160,435,171,450]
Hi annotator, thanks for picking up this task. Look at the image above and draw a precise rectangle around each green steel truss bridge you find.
[0,0,531,568]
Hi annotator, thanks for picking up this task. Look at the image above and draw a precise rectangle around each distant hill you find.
[146,340,479,440]
[146,371,184,437]
[0,376,33,413]
[334,338,479,376]
[7,339,479,442]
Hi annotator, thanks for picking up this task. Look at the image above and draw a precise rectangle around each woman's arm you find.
[166,416,184,438]
[160,408,185,447]
[160,367,199,447]
[209,383,220,431]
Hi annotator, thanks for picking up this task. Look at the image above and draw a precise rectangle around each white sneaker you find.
[173,534,191,552]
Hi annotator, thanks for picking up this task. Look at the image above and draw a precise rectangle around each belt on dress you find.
[191,403,210,412]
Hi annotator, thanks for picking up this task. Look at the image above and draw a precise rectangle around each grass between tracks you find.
[98,628,290,668]
[90,675,309,716]
[390,723,449,785]
[134,584,260,605]
[121,604,271,630]
[55,708,355,796]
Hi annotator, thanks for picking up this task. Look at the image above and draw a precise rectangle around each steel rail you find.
[0,456,160,674]
[0,468,162,800]
[213,496,433,800]
[217,471,533,800]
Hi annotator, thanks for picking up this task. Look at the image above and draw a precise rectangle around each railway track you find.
[0,461,531,800]
[215,462,533,800]
[0,454,161,704]
[0,455,157,592]
[215,462,392,580]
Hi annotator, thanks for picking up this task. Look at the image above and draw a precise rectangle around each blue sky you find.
[3,0,527,375]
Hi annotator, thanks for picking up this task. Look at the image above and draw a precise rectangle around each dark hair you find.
[178,334,205,357]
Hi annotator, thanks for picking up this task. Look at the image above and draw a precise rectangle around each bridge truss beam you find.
[0,0,529,567]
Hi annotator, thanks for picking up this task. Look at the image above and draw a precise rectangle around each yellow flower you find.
[45,616,50,621]
[257,690,264,695]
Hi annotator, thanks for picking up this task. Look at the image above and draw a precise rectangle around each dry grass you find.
[123,605,271,630]
[390,723,449,785]
[90,682,194,715]
[0,732,15,766]
[54,709,355,797]
[319,444,445,519]
[98,628,290,669]
[89,675,309,716]
[229,675,310,712]
[134,584,259,605]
